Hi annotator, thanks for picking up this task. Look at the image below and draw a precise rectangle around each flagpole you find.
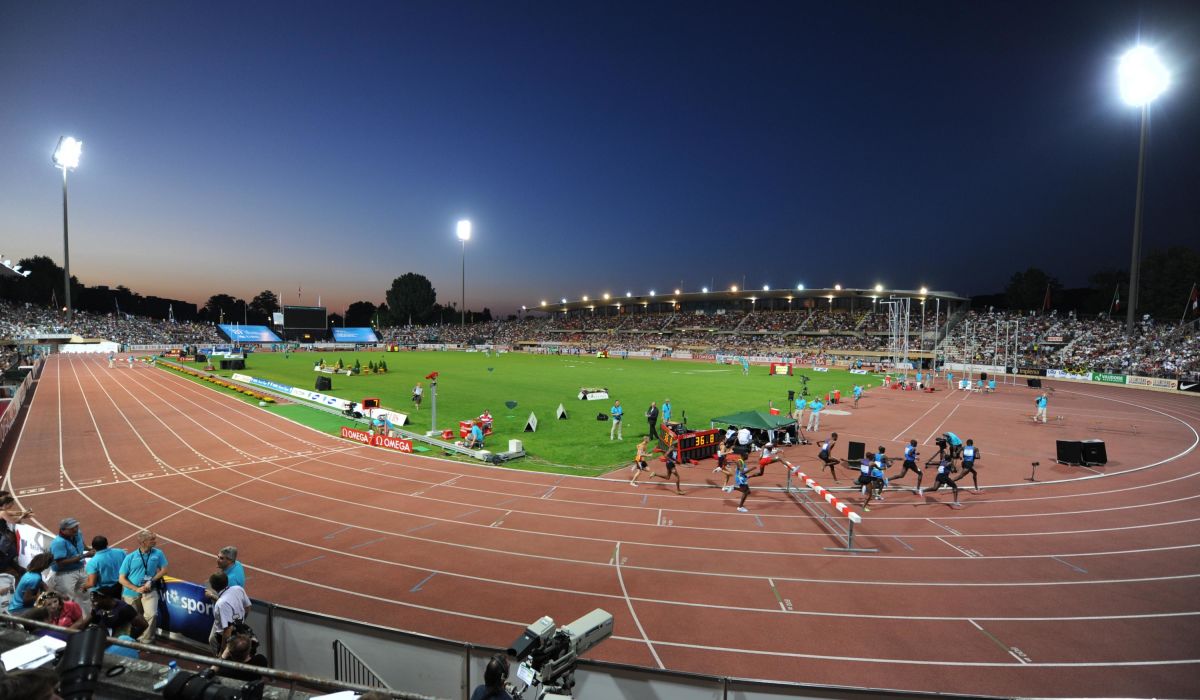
[1182,282,1197,325]
[1109,283,1120,317]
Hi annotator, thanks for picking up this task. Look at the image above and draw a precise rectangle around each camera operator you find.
[471,655,513,700]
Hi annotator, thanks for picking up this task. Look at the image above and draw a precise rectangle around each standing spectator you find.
[645,402,659,440]
[852,384,863,408]
[85,535,125,592]
[9,553,51,616]
[609,400,623,440]
[806,398,824,432]
[49,517,94,615]
[792,394,806,422]
[118,530,168,643]
[661,398,672,427]
[206,546,245,600]
[411,381,423,410]
[208,571,252,655]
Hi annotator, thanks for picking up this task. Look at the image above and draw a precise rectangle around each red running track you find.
[4,355,1199,697]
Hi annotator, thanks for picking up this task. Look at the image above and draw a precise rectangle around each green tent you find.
[709,409,797,431]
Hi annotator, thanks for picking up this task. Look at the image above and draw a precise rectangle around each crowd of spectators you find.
[938,309,1199,376]
[2,300,1196,376]
[0,301,222,347]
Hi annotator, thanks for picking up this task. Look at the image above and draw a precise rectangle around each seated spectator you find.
[215,633,268,682]
[9,553,51,616]
[88,583,148,639]
[34,590,87,631]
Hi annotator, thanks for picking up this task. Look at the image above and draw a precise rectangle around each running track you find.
[4,355,1200,697]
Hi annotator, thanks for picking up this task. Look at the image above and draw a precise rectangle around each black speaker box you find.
[847,441,866,462]
[219,359,246,370]
[195,353,207,362]
[1056,440,1082,465]
[316,376,332,391]
[787,389,795,402]
[1080,439,1107,466]
[1027,378,1042,388]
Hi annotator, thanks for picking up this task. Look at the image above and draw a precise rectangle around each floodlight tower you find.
[52,136,83,322]
[1117,45,1169,335]
[456,219,472,326]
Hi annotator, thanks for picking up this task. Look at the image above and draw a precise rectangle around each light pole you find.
[52,136,82,322]
[1117,45,1169,334]
[456,219,471,326]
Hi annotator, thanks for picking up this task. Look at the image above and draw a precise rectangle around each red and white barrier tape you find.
[790,468,863,524]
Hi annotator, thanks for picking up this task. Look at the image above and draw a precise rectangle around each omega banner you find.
[340,426,413,453]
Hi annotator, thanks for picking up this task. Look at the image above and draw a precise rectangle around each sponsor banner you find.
[15,523,52,568]
[1013,367,1046,377]
[340,426,373,444]
[672,350,694,360]
[366,407,408,427]
[1126,375,1178,391]
[129,344,186,352]
[373,434,413,453]
[849,368,869,375]
[1179,380,1200,393]
[332,327,379,343]
[340,426,413,452]
[1091,372,1127,385]
[159,577,215,646]
[1044,335,1065,344]
[1046,369,1092,381]
[217,324,282,343]
[694,353,715,362]
[233,373,353,410]
[811,367,829,372]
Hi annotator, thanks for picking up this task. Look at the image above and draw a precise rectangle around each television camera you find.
[506,608,613,699]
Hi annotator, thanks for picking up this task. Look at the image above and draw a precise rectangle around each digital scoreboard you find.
[663,427,722,462]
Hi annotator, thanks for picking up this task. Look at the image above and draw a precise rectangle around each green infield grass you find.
[183,352,879,474]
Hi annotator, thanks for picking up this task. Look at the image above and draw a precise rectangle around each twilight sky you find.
[2,1,1198,316]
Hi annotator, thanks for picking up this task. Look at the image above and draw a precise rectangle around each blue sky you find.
[2,1,1197,316]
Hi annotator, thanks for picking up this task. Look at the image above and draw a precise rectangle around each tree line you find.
[0,256,492,327]
[977,245,1200,321]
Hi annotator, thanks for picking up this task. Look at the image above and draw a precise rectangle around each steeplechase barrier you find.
[786,468,876,553]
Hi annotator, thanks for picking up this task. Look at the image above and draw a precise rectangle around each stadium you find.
[3,3,1200,699]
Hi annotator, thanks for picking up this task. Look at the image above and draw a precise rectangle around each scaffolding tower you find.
[881,296,912,377]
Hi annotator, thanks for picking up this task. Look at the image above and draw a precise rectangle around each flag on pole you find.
[169,304,175,324]
[1041,283,1051,312]
[1184,282,1199,323]
[1110,283,1121,314]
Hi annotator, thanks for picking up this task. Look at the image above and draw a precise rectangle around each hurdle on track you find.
[786,468,876,553]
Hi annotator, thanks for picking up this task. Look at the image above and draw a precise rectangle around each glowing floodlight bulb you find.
[834,284,842,291]
[701,287,708,293]
[456,219,472,241]
[920,286,928,295]
[874,284,883,292]
[1118,46,1169,107]
[53,136,83,170]
[731,285,738,293]
[674,288,681,295]
[797,284,804,291]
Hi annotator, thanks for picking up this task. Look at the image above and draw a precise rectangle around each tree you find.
[205,294,241,322]
[345,301,377,327]
[1004,268,1061,311]
[1137,246,1200,321]
[1087,269,1128,316]
[249,290,280,321]
[0,255,67,305]
[385,273,437,325]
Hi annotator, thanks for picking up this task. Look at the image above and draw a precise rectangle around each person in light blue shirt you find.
[85,535,126,591]
[49,517,94,615]
[118,530,169,643]
[805,399,824,431]
[219,546,245,590]
[9,553,51,614]
[1034,392,1048,423]
[852,384,863,408]
[661,399,672,426]
[609,400,624,440]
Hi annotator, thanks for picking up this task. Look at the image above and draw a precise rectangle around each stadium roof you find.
[533,287,968,313]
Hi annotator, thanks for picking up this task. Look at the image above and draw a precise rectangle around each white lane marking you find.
[892,402,944,442]
[969,619,1029,664]
[614,542,664,669]
[922,404,961,446]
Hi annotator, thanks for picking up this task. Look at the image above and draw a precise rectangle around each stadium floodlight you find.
[762,285,769,292]
[797,284,804,291]
[456,219,472,326]
[874,284,883,292]
[701,287,708,293]
[649,290,655,296]
[920,286,928,295]
[834,284,842,291]
[561,298,567,304]
[52,136,82,322]
[1117,45,1170,334]
[603,293,610,300]
[730,285,738,293]
[1118,46,1169,107]
[582,295,589,302]
[674,288,681,295]
[541,300,546,307]
[626,291,631,297]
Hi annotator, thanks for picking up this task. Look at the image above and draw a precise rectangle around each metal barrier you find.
[333,638,389,689]
[786,469,875,552]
